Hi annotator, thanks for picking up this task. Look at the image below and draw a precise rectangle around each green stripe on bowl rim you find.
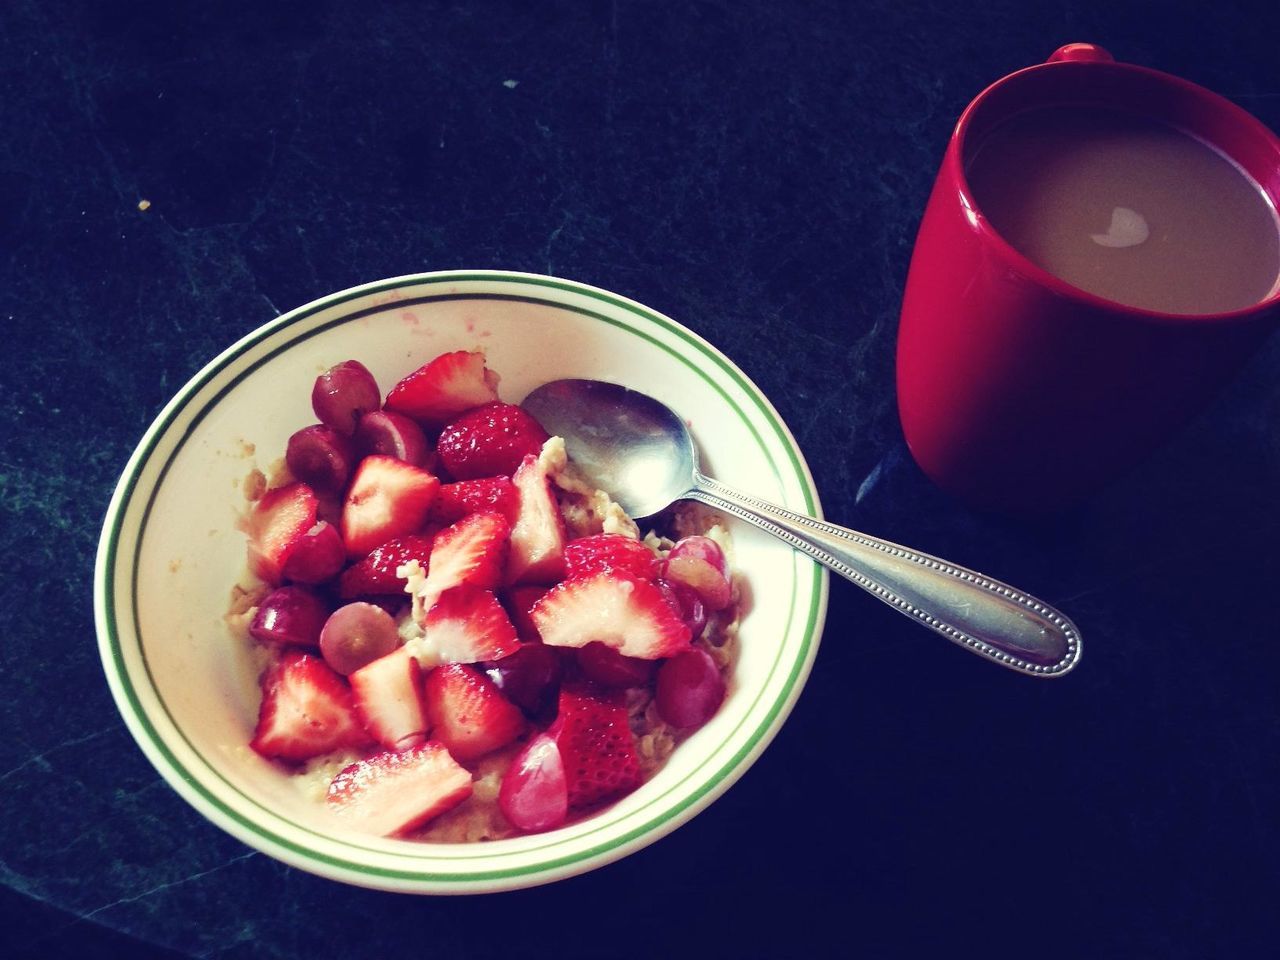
[95,270,828,889]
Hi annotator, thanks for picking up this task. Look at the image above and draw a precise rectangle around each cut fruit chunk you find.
[384,350,500,427]
[436,402,550,480]
[430,476,519,526]
[247,482,319,586]
[422,663,525,761]
[354,409,430,466]
[337,534,435,598]
[285,425,356,494]
[499,732,568,833]
[564,534,658,581]
[553,686,641,808]
[311,360,381,436]
[504,454,567,586]
[483,643,562,719]
[500,585,549,643]
[326,742,473,836]
[414,585,522,667]
[249,585,330,649]
[250,651,369,762]
[412,512,510,619]
[280,520,346,584]
[531,572,692,659]
[350,647,428,751]
[341,455,440,558]
[661,536,732,611]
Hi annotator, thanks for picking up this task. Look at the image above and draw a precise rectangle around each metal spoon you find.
[522,378,1082,678]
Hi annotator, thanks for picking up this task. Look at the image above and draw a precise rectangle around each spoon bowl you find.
[524,378,1083,678]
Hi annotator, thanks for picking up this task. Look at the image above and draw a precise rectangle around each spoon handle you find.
[687,474,1081,677]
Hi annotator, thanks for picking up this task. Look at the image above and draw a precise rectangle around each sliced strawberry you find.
[418,585,522,666]
[337,534,435,598]
[413,512,511,617]
[500,585,549,643]
[349,647,428,751]
[505,454,567,586]
[383,350,500,427]
[531,572,692,659]
[564,534,659,581]
[250,651,369,762]
[326,742,473,836]
[429,476,519,526]
[422,663,525,761]
[247,483,319,585]
[436,402,551,480]
[280,520,346,584]
[553,686,641,808]
[341,455,440,558]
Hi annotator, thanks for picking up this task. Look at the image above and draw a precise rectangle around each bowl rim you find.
[94,269,829,893]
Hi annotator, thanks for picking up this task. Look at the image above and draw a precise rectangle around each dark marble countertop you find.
[4,1,1279,957]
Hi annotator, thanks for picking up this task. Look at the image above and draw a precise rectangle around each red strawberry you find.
[436,402,550,480]
[552,686,641,808]
[250,651,369,762]
[500,585,549,643]
[384,350,500,427]
[422,663,525,761]
[531,572,692,659]
[429,476,519,526]
[414,512,510,616]
[504,454,567,585]
[564,534,659,581]
[341,455,440,558]
[418,585,522,665]
[337,534,435,598]
[349,647,428,751]
[247,483,319,585]
[326,742,473,836]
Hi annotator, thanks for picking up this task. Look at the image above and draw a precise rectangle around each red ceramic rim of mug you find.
[949,43,1280,326]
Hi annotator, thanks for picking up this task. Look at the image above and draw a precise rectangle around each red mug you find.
[896,43,1280,513]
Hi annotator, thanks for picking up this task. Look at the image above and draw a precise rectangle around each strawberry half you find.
[337,534,436,598]
[504,454,567,586]
[349,647,428,751]
[341,455,440,558]
[418,585,522,666]
[564,534,659,581]
[247,483,319,585]
[250,651,369,762]
[553,686,641,808]
[531,571,692,659]
[413,511,511,618]
[436,402,551,480]
[384,350,500,427]
[326,742,473,836]
[429,476,519,526]
[422,663,526,761]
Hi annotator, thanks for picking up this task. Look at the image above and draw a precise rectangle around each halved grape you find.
[484,644,562,719]
[311,360,381,436]
[498,732,568,833]
[654,647,725,729]
[576,641,655,688]
[280,521,345,584]
[355,410,430,466]
[661,536,732,611]
[249,586,330,648]
[655,577,707,639]
[285,425,355,494]
[318,601,400,675]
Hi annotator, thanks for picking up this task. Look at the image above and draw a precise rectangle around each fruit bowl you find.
[94,270,828,893]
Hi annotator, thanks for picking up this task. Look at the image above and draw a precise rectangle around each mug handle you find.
[1048,42,1114,63]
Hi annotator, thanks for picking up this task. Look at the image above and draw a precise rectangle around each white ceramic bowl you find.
[95,270,828,893]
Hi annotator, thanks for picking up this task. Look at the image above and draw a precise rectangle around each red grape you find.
[311,360,381,436]
[319,602,400,675]
[285,425,355,494]
[661,536,731,611]
[249,586,330,648]
[576,641,655,687]
[484,644,562,719]
[355,410,430,466]
[654,647,725,729]
[499,732,568,833]
[655,577,707,639]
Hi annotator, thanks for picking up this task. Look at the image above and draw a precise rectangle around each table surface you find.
[5,1,1279,957]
